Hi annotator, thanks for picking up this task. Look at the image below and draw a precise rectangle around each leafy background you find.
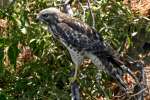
[0,0,150,99]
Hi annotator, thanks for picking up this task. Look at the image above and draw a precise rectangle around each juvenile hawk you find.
[37,8,140,92]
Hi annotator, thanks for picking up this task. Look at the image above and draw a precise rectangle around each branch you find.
[87,0,95,28]
[61,0,73,16]
[70,69,80,100]
[63,4,73,16]
[71,80,80,100]
[77,0,86,21]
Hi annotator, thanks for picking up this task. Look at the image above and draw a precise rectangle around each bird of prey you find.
[37,8,140,92]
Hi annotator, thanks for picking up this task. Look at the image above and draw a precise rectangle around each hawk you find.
[37,8,140,92]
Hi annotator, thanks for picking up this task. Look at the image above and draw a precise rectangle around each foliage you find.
[0,0,149,99]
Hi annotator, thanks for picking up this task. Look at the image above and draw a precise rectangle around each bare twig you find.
[114,93,126,98]
[77,0,86,21]
[70,69,80,100]
[61,0,73,16]
[114,86,146,100]
[63,4,73,16]
[130,87,146,97]
[71,81,80,100]
[87,0,95,28]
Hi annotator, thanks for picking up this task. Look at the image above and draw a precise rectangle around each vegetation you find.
[0,0,149,99]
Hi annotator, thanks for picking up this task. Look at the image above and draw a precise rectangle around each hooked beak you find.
[36,14,47,24]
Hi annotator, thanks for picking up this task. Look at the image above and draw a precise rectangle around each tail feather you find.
[107,56,145,100]
[88,51,145,99]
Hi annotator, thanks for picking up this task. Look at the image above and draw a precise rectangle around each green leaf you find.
[0,38,4,66]
[0,48,4,77]
[8,44,19,69]
[0,93,6,100]
[0,48,4,66]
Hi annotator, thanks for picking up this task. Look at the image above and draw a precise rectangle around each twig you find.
[63,4,73,16]
[61,0,73,16]
[71,81,80,100]
[113,88,146,99]
[77,0,86,21]
[87,0,95,28]
[70,69,80,100]
[113,93,126,98]
[130,87,146,97]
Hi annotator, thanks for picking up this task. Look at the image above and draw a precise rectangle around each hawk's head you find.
[37,7,61,25]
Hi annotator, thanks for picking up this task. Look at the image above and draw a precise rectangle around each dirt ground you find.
[123,0,150,16]
[123,0,150,99]
[144,64,150,99]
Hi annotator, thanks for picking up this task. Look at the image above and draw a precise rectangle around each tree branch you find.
[61,0,73,16]
[77,0,86,21]
[71,80,80,100]
[87,0,95,28]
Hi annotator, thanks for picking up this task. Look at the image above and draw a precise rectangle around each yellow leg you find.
[69,65,78,84]
[73,65,78,80]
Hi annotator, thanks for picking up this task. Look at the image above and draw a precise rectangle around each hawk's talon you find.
[121,65,140,84]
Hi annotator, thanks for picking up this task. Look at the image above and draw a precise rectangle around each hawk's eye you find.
[42,14,49,18]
